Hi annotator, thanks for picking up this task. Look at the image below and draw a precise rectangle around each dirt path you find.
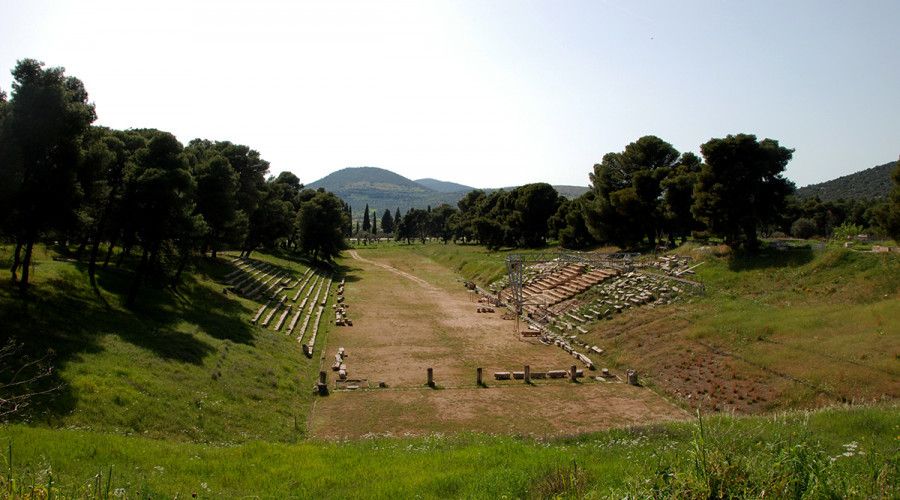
[310,248,686,438]
[347,249,433,289]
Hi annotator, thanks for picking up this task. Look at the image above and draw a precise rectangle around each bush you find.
[791,218,818,239]
[618,412,897,499]
[832,221,864,241]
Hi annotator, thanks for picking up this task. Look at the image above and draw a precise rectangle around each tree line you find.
[0,59,348,302]
[351,204,399,238]
[361,184,559,250]
[553,135,899,250]
[433,135,900,251]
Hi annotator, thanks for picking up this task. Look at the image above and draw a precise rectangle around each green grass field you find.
[2,406,896,498]
[0,241,897,497]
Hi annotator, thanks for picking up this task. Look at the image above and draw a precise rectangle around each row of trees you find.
[0,59,348,301]
[549,135,899,251]
[379,184,562,250]
[384,134,798,251]
[425,135,898,252]
[447,184,560,249]
[353,204,399,237]
[785,197,884,240]
[561,134,795,250]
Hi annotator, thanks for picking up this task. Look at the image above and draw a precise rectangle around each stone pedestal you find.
[316,371,329,396]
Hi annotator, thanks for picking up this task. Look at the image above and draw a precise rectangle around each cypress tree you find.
[362,203,371,232]
[381,209,394,233]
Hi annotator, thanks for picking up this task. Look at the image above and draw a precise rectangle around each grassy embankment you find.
[2,406,896,497]
[0,244,335,444]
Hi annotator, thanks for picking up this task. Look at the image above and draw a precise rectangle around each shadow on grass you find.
[250,248,363,284]
[0,257,258,422]
[92,263,256,346]
[333,262,363,284]
[727,244,815,271]
[216,251,339,290]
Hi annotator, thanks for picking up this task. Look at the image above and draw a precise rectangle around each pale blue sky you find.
[1,0,897,188]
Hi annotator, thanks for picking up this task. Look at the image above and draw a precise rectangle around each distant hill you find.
[414,178,474,193]
[307,167,463,215]
[796,160,896,202]
[307,166,590,216]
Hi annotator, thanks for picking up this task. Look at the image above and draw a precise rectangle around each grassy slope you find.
[592,244,900,411]
[0,245,334,444]
[2,406,896,497]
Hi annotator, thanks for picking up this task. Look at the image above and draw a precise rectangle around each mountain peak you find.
[308,166,430,192]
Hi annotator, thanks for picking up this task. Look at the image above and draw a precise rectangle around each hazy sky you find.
[1,0,898,188]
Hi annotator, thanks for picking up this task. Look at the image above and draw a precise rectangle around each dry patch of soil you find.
[310,383,684,439]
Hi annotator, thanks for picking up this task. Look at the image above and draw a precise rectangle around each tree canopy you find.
[693,134,795,249]
[584,135,682,248]
[449,184,560,250]
[0,59,96,290]
[0,58,350,303]
[295,189,349,262]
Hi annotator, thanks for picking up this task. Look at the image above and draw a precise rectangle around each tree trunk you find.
[745,229,759,251]
[88,238,102,287]
[116,244,132,268]
[172,249,190,288]
[18,241,35,293]
[10,239,23,283]
[102,234,118,269]
[126,247,150,307]
[75,235,89,261]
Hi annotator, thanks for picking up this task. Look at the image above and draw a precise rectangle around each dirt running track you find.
[309,249,686,438]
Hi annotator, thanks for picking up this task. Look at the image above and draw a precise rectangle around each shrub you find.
[791,218,818,239]
[832,222,864,241]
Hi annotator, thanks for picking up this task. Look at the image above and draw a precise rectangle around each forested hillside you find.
[797,160,896,201]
